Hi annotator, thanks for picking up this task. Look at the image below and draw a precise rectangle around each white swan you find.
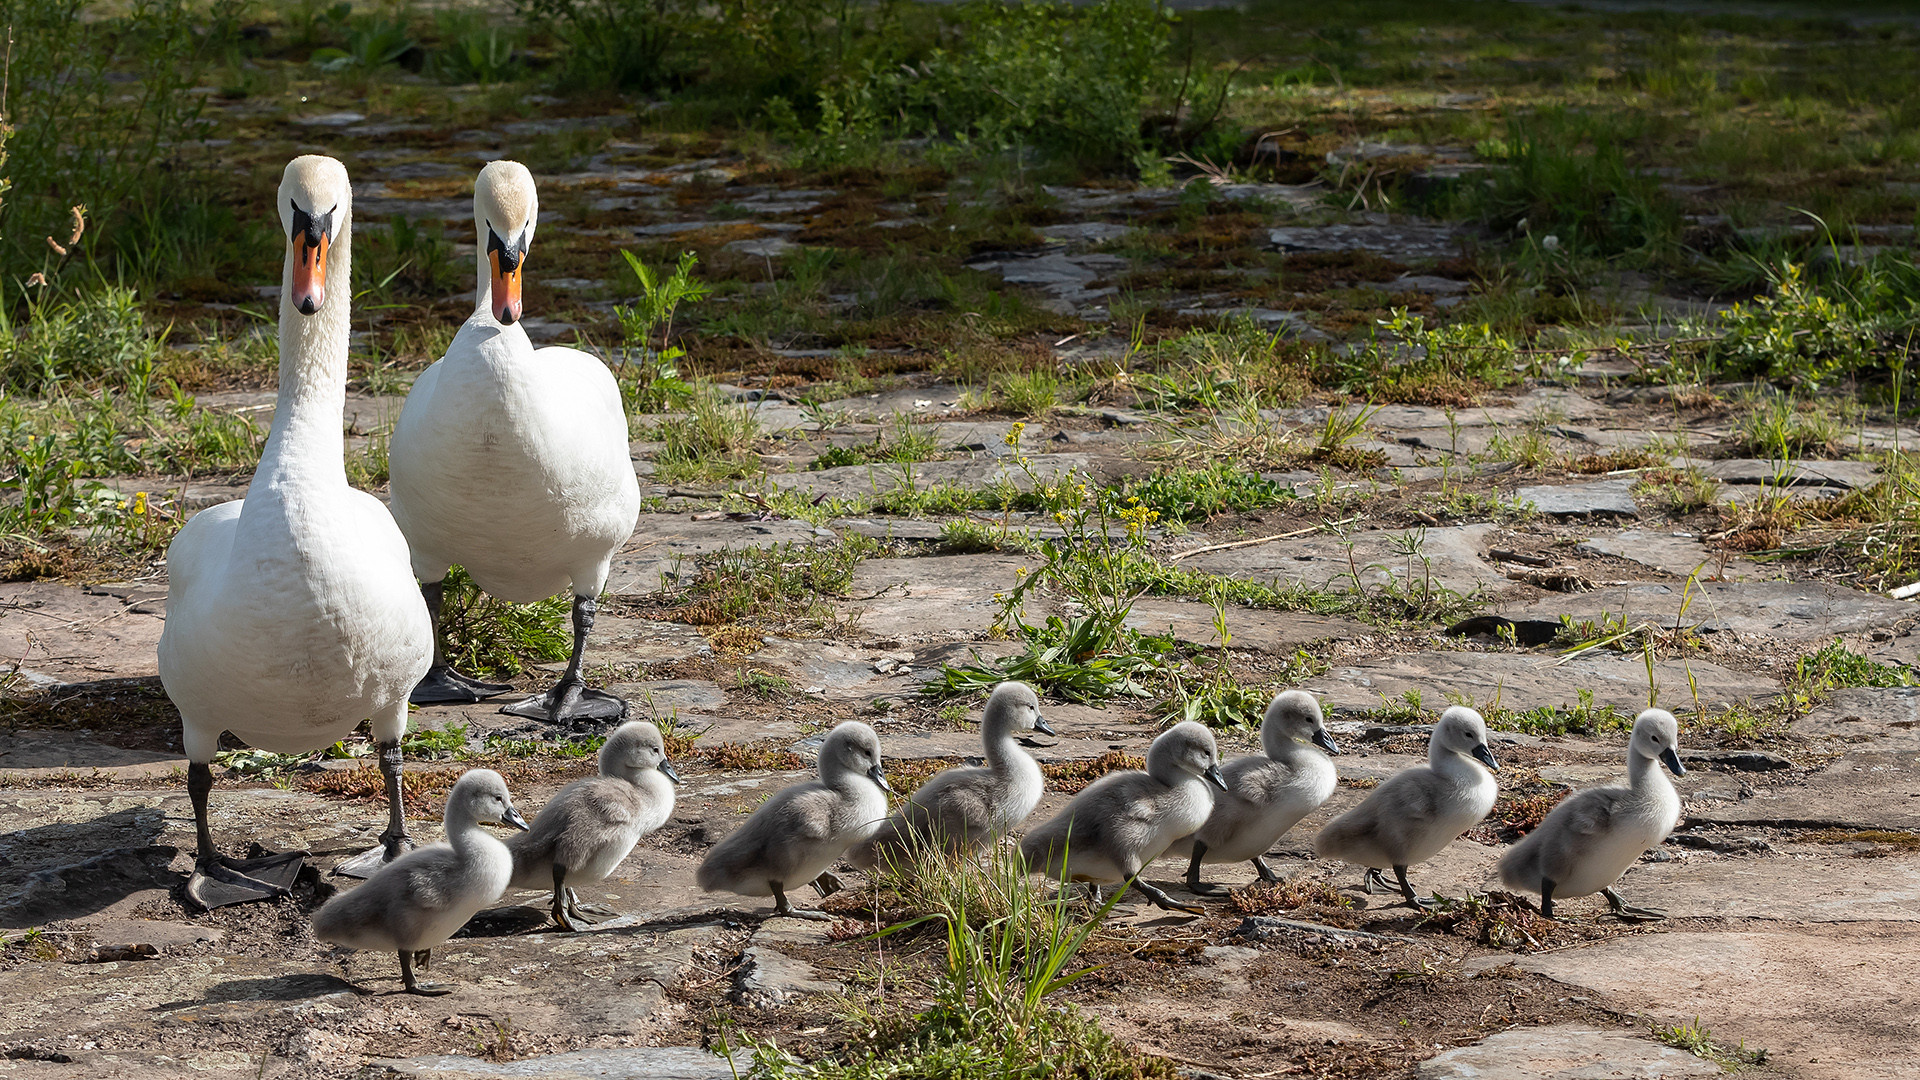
[388,159,641,723]
[312,768,529,995]
[1161,689,1340,894]
[158,156,433,908]
[1313,706,1499,909]
[1498,708,1685,920]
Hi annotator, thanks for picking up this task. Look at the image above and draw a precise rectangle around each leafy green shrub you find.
[1110,461,1292,524]
[1708,262,1905,389]
[440,566,572,678]
[0,287,163,396]
[513,0,687,90]
[431,9,524,84]
[615,250,708,412]
[1466,110,1681,262]
[0,0,240,286]
[311,15,419,71]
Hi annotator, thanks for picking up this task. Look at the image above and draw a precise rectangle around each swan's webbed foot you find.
[410,664,514,705]
[1602,887,1668,922]
[771,882,835,921]
[186,850,305,910]
[400,949,452,995]
[1252,856,1283,884]
[1131,876,1204,916]
[500,679,627,725]
[333,830,414,880]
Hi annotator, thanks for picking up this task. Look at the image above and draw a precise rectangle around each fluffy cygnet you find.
[312,769,529,994]
[1313,706,1499,909]
[507,720,680,930]
[1498,708,1685,920]
[848,681,1053,871]
[695,721,891,919]
[1018,721,1227,914]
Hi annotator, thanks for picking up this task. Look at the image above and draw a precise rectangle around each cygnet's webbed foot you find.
[399,949,453,995]
[1362,867,1396,895]
[186,850,305,910]
[333,830,415,880]
[811,871,843,898]
[1602,887,1668,922]
[500,678,627,724]
[1184,847,1226,897]
[1252,856,1283,884]
[1131,877,1204,916]
[771,883,836,921]
[561,886,620,926]
[410,664,514,706]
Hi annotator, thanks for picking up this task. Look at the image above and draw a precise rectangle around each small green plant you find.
[312,15,418,71]
[439,567,572,678]
[432,8,523,83]
[649,391,765,484]
[1109,462,1291,524]
[0,286,164,395]
[931,614,1165,705]
[614,250,708,413]
[1652,1016,1767,1067]
[993,368,1063,417]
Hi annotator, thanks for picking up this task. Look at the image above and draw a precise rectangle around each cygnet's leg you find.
[410,579,514,704]
[1250,856,1283,884]
[1126,872,1204,916]
[399,949,451,996]
[812,871,843,897]
[183,762,303,909]
[1394,864,1440,911]
[334,739,415,879]
[502,594,626,724]
[770,881,834,921]
[1539,879,1557,919]
[549,867,619,930]
[1184,841,1226,896]
[1362,867,1396,894]
[1601,886,1668,922]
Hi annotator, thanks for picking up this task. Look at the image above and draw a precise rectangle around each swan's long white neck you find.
[471,224,493,317]
[258,214,351,494]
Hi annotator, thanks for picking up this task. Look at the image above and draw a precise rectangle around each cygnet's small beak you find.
[1471,743,1501,773]
[1660,746,1686,777]
[867,763,893,793]
[1204,763,1228,791]
[499,804,532,831]
[1033,714,1058,737]
[487,227,525,325]
[1312,729,1341,755]
[660,758,683,784]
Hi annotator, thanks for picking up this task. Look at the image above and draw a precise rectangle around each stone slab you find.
[1515,480,1640,518]
[381,1048,737,1079]
[1573,530,1768,581]
[1121,599,1372,655]
[0,581,167,683]
[843,553,1036,642]
[1179,524,1518,600]
[1418,1025,1718,1079]
[1793,687,1920,749]
[1683,752,1920,831]
[1267,221,1461,259]
[1501,580,1919,643]
[1318,649,1771,715]
[768,453,1092,502]
[1702,458,1883,490]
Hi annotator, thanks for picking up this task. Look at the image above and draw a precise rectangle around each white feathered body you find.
[1020,770,1215,884]
[507,769,676,890]
[1163,747,1337,864]
[852,744,1043,869]
[312,831,514,953]
[1498,766,1681,898]
[389,318,639,601]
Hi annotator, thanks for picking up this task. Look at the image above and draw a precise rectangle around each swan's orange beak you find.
[286,220,328,313]
[488,228,524,325]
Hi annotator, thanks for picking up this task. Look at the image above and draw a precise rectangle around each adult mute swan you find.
[388,160,640,724]
[158,156,433,908]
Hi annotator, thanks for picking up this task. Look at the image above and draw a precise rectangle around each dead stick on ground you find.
[1168,517,1358,562]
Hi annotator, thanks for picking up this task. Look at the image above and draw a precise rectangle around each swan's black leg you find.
[183,761,303,909]
[502,594,627,724]
[411,579,514,704]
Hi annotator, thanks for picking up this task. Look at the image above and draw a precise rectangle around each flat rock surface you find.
[1501,579,1919,642]
[1319,648,1768,713]
[1515,480,1640,517]
[381,1048,738,1079]
[1416,1024,1719,1079]
[1792,686,1920,749]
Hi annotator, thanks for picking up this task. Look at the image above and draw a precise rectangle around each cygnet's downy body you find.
[507,720,680,931]
[848,681,1054,871]
[312,769,530,994]
[1018,721,1227,914]
[1498,709,1685,920]
[1313,706,1499,909]
[1161,690,1340,894]
[696,721,892,919]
